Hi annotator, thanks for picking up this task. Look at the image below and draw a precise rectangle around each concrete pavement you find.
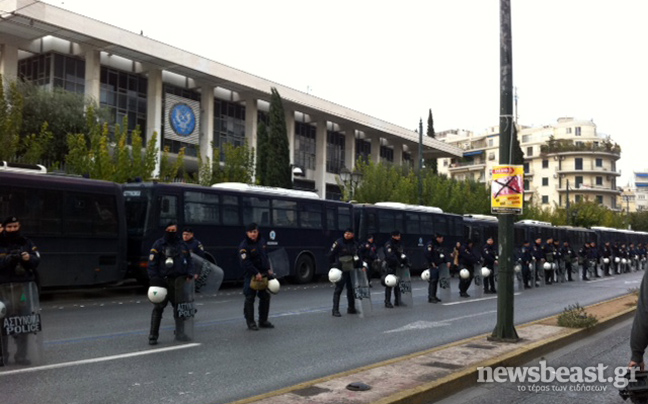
[226,294,637,404]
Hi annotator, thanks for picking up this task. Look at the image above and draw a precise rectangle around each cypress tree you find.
[426,108,438,174]
[256,121,268,185]
[266,88,291,188]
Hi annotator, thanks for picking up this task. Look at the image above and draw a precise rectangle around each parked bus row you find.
[3,165,648,289]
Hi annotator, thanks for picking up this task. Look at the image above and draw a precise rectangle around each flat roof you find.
[0,0,463,159]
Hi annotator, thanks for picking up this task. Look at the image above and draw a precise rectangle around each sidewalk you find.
[227,294,637,404]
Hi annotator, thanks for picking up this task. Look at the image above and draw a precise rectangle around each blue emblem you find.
[169,103,196,136]
[270,231,276,240]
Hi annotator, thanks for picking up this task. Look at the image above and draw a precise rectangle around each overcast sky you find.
[43,0,648,185]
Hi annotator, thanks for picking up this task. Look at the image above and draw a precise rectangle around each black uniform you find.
[481,241,497,294]
[147,232,195,344]
[459,242,479,297]
[424,237,446,303]
[184,237,205,258]
[541,240,556,285]
[383,236,407,307]
[587,242,600,278]
[531,240,544,286]
[518,242,532,288]
[561,242,575,281]
[601,242,612,276]
[578,243,590,280]
[0,226,40,365]
[329,235,361,316]
[239,232,273,330]
[358,237,379,282]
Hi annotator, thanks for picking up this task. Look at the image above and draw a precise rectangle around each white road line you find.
[0,343,201,376]
[586,277,616,284]
[442,292,522,306]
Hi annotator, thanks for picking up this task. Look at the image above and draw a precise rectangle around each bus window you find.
[406,213,420,234]
[243,196,270,227]
[158,195,178,226]
[185,191,219,225]
[326,207,336,230]
[272,199,298,227]
[300,202,322,229]
[338,206,351,231]
[421,215,434,235]
[378,210,403,233]
[435,216,449,236]
[222,195,240,226]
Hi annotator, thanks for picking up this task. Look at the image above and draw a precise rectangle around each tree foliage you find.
[426,109,438,174]
[255,121,268,185]
[213,141,255,184]
[0,77,23,161]
[264,88,291,188]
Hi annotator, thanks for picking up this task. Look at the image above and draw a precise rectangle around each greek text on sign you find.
[2,314,42,336]
[491,165,524,214]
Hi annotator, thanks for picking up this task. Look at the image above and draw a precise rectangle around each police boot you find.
[394,288,406,307]
[384,288,394,308]
[332,294,342,317]
[346,289,357,314]
[148,309,162,345]
[244,296,258,330]
[174,318,190,342]
[258,296,274,328]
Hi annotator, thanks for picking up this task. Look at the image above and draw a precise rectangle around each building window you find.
[575,127,581,136]
[294,121,316,170]
[523,162,530,174]
[542,159,549,169]
[488,152,495,161]
[542,177,549,186]
[524,180,530,191]
[101,65,148,136]
[213,98,246,161]
[542,195,549,204]
[596,158,603,167]
[596,195,603,204]
[575,195,582,203]
[380,146,394,163]
[522,135,531,143]
[526,146,533,157]
[575,176,583,188]
[355,139,371,164]
[326,131,345,173]
[566,127,572,134]
[488,138,494,147]
[596,176,603,186]
[575,158,583,170]
[443,159,448,167]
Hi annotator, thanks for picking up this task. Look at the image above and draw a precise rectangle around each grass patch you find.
[557,303,598,329]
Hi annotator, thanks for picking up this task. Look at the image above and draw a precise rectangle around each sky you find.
[41,0,648,185]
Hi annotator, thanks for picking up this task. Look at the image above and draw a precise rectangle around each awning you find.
[463,150,484,157]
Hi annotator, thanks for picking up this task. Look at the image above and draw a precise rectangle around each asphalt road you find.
[1,270,644,404]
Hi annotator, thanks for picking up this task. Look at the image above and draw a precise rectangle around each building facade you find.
[437,117,622,210]
[0,0,462,200]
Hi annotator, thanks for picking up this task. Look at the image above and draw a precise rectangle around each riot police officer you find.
[561,240,575,282]
[358,234,378,286]
[578,242,590,281]
[601,241,613,276]
[531,237,544,287]
[424,233,447,303]
[239,223,274,330]
[147,222,196,345]
[383,230,407,308]
[518,240,533,288]
[481,237,497,294]
[459,240,479,297]
[182,228,205,258]
[542,237,556,285]
[0,216,41,365]
[329,228,361,317]
[588,241,601,278]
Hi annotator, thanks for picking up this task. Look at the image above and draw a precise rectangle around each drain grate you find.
[423,361,463,370]
[464,343,496,349]
[292,386,331,397]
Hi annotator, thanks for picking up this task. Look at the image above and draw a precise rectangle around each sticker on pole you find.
[491,165,524,214]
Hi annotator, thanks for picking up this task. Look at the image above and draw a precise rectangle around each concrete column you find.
[370,133,381,164]
[244,96,258,151]
[146,69,163,178]
[393,142,403,166]
[315,119,328,198]
[200,85,214,164]
[0,43,19,81]
[285,108,295,165]
[84,49,101,104]
[344,128,356,170]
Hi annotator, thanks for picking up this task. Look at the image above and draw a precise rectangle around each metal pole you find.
[566,179,570,224]
[418,118,423,205]
[490,0,519,342]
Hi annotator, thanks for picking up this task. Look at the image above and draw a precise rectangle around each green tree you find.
[21,122,54,164]
[426,108,438,174]
[0,77,23,161]
[265,88,291,188]
[255,121,269,185]
[213,141,255,184]
[512,124,524,165]
[159,146,185,182]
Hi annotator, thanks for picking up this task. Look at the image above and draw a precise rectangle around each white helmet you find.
[268,278,280,294]
[543,262,552,270]
[148,286,167,304]
[514,264,522,273]
[615,257,621,263]
[460,268,470,279]
[622,258,627,264]
[421,269,431,282]
[481,267,491,277]
[0,300,6,319]
[603,258,610,264]
[385,274,398,287]
[328,268,342,283]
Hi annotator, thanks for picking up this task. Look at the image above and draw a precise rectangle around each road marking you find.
[0,343,201,376]
[384,310,497,333]
[442,293,521,306]
[586,278,616,284]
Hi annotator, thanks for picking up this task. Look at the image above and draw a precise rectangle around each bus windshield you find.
[124,189,150,236]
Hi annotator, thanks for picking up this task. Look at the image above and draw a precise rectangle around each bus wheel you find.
[293,255,314,284]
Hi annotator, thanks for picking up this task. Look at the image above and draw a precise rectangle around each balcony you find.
[557,184,620,195]
[448,160,486,172]
[556,164,621,176]
[541,138,621,157]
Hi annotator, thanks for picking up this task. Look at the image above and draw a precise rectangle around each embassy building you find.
[0,0,462,199]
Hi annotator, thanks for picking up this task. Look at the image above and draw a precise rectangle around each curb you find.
[226,294,637,404]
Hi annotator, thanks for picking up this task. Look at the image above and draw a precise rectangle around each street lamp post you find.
[339,166,362,201]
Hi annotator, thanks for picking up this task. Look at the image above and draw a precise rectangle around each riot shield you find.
[395,266,413,307]
[350,267,372,317]
[439,262,451,289]
[0,282,43,367]
[174,279,196,342]
[192,253,224,295]
[473,263,483,289]
[268,248,290,279]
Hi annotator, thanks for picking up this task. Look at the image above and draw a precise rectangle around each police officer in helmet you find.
[239,223,274,330]
[147,222,196,345]
[383,230,407,308]
[328,228,361,317]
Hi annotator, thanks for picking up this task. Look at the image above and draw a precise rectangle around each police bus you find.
[0,166,127,288]
[122,182,353,284]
